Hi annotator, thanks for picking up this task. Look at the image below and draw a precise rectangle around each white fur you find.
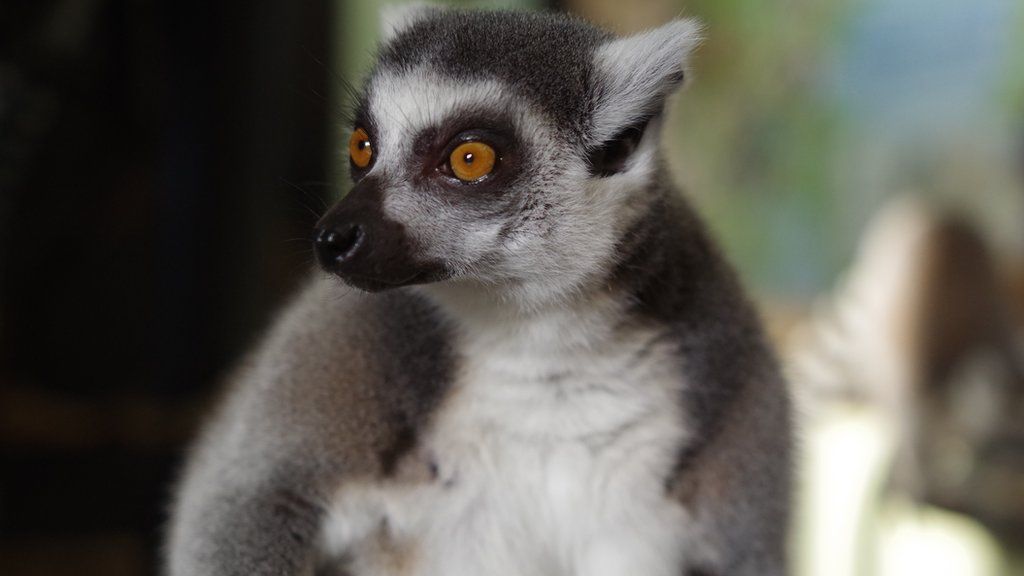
[591,19,703,144]
[322,295,692,575]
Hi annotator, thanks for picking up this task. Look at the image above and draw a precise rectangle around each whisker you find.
[280,177,329,219]
[303,45,361,102]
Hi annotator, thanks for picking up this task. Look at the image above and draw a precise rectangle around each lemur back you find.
[166,8,792,576]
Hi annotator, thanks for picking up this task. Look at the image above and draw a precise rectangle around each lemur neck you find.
[419,191,697,355]
[435,286,635,357]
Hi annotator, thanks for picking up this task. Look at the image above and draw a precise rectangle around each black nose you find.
[314,223,365,270]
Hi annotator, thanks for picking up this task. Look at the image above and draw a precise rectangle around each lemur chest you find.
[324,332,692,576]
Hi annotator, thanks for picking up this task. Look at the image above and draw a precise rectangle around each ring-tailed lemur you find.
[166,7,792,576]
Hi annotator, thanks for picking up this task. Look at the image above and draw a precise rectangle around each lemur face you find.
[314,9,700,305]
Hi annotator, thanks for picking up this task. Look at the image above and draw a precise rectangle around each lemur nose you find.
[314,223,365,270]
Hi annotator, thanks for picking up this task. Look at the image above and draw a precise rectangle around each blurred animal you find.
[166,7,792,576]
[788,198,1024,538]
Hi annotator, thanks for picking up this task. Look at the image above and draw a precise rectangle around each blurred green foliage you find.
[1006,2,1024,120]
[668,0,854,297]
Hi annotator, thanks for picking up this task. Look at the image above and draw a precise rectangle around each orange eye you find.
[348,127,373,168]
[448,141,496,182]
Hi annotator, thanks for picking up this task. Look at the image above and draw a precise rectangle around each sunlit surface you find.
[877,502,1003,576]
[798,403,1010,576]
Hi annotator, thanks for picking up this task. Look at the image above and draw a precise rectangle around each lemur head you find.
[314,7,701,307]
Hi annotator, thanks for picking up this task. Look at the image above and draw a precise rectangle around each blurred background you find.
[1,0,1022,575]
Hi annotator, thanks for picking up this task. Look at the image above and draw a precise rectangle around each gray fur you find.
[165,283,455,575]
[166,8,791,576]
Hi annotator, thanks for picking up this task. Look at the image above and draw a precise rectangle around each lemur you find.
[166,7,793,576]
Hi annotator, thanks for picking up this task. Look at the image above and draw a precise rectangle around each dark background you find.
[1,2,336,574]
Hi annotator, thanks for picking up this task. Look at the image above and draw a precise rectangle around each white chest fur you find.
[322,299,692,576]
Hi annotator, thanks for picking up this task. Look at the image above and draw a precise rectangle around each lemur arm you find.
[165,414,331,576]
[165,281,405,576]
[632,201,793,576]
[165,367,387,576]
[668,345,792,576]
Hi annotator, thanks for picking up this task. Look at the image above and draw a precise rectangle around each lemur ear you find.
[380,2,440,43]
[590,19,703,143]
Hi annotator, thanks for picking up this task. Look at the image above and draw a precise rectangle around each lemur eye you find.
[448,141,496,182]
[349,127,373,169]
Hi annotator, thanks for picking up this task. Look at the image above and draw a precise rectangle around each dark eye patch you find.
[408,110,521,183]
[587,116,652,177]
